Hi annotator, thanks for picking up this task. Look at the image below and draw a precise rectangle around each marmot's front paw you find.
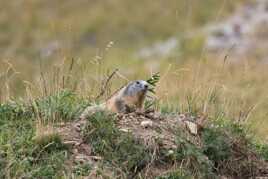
[124,105,136,113]
[135,108,145,113]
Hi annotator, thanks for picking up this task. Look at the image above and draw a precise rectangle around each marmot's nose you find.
[144,84,148,89]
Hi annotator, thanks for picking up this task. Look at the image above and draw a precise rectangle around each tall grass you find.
[1,48,268,139]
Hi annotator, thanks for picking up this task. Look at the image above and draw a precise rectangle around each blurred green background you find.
[2,0,268,139]
[0,0,243,95]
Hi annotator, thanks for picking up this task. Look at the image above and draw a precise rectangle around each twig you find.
[39,59,48,96]
[115,70,129,82]
[95,68,119,100]
[66,57,75,88]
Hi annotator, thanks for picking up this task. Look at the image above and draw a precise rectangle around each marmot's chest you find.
[124,93,142,105]
[106,91,146,113]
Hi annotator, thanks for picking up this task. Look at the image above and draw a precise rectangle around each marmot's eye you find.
[136,81,140,85]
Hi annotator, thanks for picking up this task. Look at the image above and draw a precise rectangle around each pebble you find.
[140,120,153,128]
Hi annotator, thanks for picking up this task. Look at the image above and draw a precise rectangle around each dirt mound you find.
[56,111,268,178]
[116,112,205,149]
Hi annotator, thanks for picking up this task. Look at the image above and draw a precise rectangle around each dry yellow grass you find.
[34,121,60,146]
[154,57,268,139]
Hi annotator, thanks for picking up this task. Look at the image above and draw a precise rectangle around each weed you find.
[147,72,160,94]
[173,136,215,179]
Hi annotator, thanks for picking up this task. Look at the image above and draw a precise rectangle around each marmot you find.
[80,80,149,119]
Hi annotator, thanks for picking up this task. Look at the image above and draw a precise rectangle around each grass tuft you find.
[33,90,88,122]
[33,122,63,150]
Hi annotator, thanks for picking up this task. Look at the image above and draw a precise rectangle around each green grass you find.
[82,112,152,177]
[0,90,267,178]
[0,113,68,178]
[0,90,89,178]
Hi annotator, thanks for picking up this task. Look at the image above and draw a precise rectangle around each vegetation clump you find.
[82,112,152,177]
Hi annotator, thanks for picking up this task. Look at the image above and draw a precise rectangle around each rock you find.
[91,156,102,161]
[184,120,198,135]
[63,140,79,146]
[167,150,174,155]
[140,120,153,128]
[119,128,130,132]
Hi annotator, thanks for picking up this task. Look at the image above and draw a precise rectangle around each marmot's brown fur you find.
[80,80,149,119]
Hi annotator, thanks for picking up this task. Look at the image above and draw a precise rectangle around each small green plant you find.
[145,73,160,110]
[146,72,160,94]
[174,136,215,178]
[201,127,231,168]
[160,129,217,178]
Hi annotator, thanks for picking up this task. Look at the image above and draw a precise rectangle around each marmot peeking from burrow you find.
[79,80,149,119]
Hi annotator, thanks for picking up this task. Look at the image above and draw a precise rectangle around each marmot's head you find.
[124,80,149,96]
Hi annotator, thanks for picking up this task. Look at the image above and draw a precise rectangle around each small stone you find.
[184,120,198,135]
[91,156,102,161]
[140,120,153,128]
[119,128,130,132]
[178,114,186,121]
[73,148,78,154]
[167,150,174,155]
[63,140,77,146]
